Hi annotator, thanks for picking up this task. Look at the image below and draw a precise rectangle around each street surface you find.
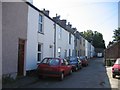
[21,58,111,88]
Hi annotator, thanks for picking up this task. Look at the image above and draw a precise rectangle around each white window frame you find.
[58,47,61,57]
[37,43,43,62]
[38,14,43,33]
[64,50,67,58]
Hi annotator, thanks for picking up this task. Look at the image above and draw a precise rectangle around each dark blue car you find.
[67,57,82,71]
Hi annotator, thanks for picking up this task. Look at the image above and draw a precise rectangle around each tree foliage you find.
[113,27,120,41]
[80,30,106,49]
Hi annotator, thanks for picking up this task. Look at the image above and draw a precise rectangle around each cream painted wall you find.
[80,37,86,56]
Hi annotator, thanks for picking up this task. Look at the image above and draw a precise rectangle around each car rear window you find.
[48,59,60,66]
[80,57,84,60]
[115,59,120,64]
[70,57,76,61]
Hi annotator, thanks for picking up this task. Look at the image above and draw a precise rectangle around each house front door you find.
[18,39,25,76]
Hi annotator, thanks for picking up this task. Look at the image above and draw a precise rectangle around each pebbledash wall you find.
[2,2,28,77]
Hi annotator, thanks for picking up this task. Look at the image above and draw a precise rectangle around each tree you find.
[80,30,106,49]
[113,28,120,41]
[107,41,114,47]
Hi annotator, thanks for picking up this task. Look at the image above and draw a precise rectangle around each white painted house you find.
[90,44,95,58]
[25,3,38,71]
[25,2,75,71]
[85,40,91,59]
[26,3,55,71]
[24,1,76,72]
[85,39,95,58]
[55,24,75,58]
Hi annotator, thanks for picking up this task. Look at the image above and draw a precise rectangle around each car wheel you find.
[80,65,82,69]
[69,69,72,75]
[112,74,116,78]
[60,72,64,81]
[38,75,43,79]
[75,67,78,71]
[78,65,81,70]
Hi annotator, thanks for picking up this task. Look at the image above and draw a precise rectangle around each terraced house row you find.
[1,0,95,79]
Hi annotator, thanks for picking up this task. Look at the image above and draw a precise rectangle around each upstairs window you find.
[69,33,71,44]
[83,39,85,46]
[58,28,62,39]
[80,37,82,45]
[38,14,43,33]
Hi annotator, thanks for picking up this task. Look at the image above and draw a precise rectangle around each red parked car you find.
[112,58,120,78]
[79,56,88,66]
[37,57,72,80]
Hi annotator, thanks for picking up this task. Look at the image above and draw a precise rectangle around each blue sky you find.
[33,0,119,46]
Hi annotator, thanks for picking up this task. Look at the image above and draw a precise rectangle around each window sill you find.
[38,31,44,35]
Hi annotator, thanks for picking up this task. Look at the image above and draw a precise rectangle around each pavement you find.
[2,75,39,88]
[105,66,120,89]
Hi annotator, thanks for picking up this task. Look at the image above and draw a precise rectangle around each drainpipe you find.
[54,23,56,58]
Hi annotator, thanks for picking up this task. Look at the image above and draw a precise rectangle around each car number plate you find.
[114,68,118,71]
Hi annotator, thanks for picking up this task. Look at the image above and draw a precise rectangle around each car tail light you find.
[54,68,59,71]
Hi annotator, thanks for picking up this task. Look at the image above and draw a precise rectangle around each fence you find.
[104,41,120,66]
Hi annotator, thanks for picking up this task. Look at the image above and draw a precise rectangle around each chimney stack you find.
[42,8,49,16]
[67,22,72,28]
[53,14,61,22]
[60,19,66,27]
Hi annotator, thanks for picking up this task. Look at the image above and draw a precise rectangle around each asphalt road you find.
[22,58,111,88]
